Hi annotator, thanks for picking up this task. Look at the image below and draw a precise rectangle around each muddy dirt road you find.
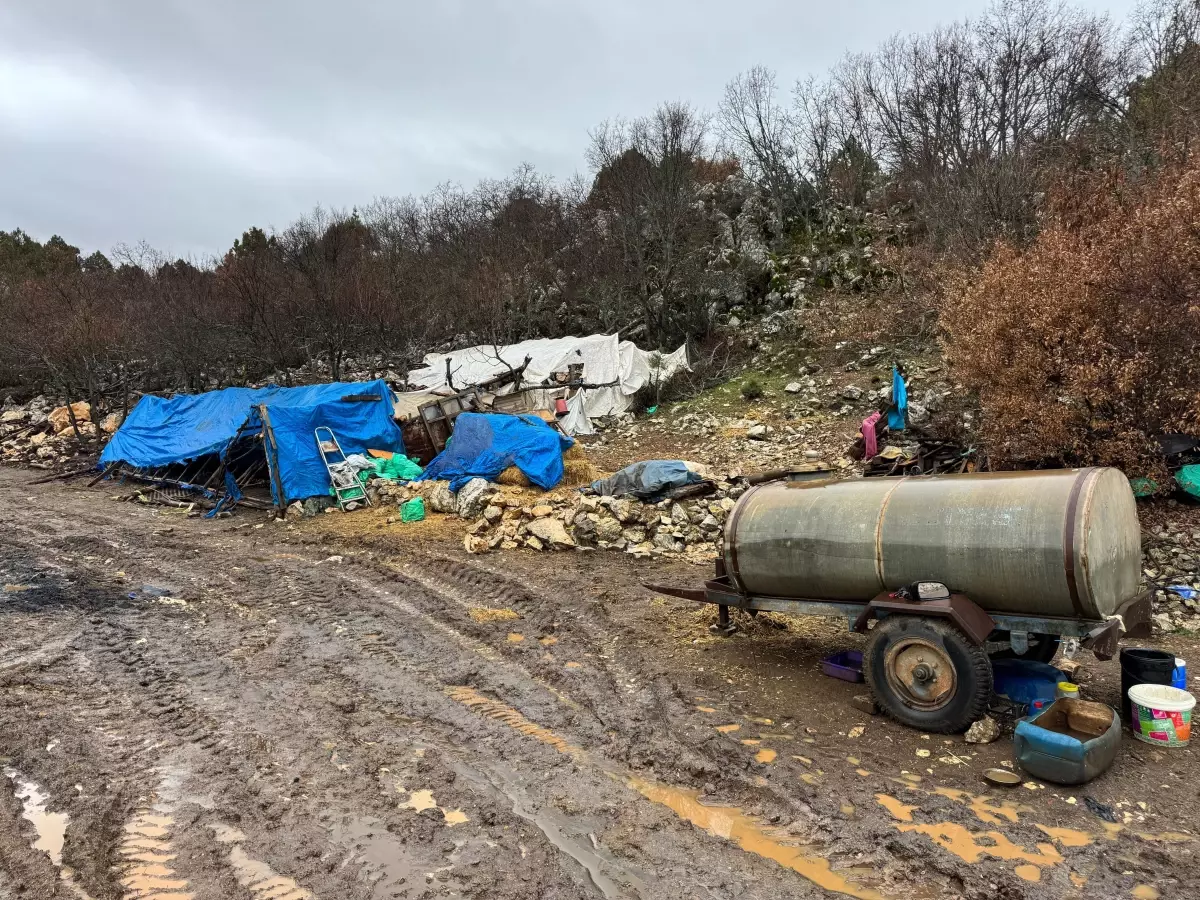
[0,469,1194,899]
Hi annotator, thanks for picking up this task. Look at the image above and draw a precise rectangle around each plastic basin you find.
[821,650,863,683]
[1128,683,1195,747]
[1014,699,1121,785]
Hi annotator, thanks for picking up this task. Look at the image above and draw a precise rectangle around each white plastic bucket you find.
[1127,683,1195,747]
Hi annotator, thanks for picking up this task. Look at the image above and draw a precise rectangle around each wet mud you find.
[0,469,1197,899]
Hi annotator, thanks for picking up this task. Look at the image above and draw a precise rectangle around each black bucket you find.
[1119,648,1177,723]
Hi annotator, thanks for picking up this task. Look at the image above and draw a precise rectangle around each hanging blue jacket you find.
[888,367,907,431]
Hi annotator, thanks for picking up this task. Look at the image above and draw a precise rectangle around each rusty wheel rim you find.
[884,638,956,711]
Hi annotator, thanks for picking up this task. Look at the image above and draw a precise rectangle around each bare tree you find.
[216,228,304,382]
[587,102,716,343]
[279,207,376,381]
[719,67,805,222]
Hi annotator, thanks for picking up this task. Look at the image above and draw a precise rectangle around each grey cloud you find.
[0,0,1138,258]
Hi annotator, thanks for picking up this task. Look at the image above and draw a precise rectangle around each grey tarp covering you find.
[589,460,703,500]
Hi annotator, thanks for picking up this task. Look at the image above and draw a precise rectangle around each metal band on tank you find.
[1075,467,1106,617]
[873,477,908,591]
[1062,467,1096,618]
[725,482,767,598]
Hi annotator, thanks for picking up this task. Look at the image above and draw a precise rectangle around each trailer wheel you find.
[864,616,992,733]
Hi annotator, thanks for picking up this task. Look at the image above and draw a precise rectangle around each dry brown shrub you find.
[943,158,1200,476]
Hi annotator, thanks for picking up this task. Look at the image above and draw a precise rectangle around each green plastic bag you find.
[1129,476,1159,498]
[374,454,424,482]
[1175,466,1200,499]
[400,497,426,522]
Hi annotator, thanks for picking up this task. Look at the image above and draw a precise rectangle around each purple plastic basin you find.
[822,650,864,683]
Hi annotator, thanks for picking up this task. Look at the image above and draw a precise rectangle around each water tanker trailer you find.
[649,468,1152,732]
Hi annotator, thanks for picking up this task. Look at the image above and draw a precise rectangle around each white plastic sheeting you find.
[408,334,688,433]
[560,390,595,436]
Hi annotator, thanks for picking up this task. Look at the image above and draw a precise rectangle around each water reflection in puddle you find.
[399,786,471,826]
[624,775,884,899]
[446,688,885,899]
[5,768,68,865]
[4,767,94,900]
[116,807,192,900]
[211,824,313,900]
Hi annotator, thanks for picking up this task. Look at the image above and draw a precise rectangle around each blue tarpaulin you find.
[419,412,572,491]
[100,380,404,504]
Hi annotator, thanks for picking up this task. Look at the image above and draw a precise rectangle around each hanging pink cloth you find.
[861,411,883,459]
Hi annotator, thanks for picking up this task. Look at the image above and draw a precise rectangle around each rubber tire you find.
[864,616,993,734]
[991,633,1060,664]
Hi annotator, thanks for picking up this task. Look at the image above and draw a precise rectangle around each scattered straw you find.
[468,607,521,623]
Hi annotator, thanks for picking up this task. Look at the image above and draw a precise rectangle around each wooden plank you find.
[257,404,287,513]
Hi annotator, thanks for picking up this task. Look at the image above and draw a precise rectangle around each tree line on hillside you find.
[2,0,1198,452]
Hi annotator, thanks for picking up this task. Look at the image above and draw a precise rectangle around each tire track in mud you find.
[0,485,913,898]
[115,807,192,899]
[27,542,599,898]
[380,552,713,761]
[209,824,312,900]
[113,553,743,898]
[260,558,895,899]
[438,688,890,900]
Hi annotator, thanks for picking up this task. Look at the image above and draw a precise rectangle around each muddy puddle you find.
[398,785,470,826]
[624,775,884,899]
[4,767,94,900]
[446,687,889,899]
[211,823,313,900]
[325,804,444,895]
[116,807,192,899]
[871,785,1169,887]
[450,757,640,900]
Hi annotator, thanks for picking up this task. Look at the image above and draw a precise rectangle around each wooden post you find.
[257,405,287,513]
[87,461,121,487]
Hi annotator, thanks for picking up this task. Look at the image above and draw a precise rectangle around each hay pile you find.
[495,442,600,488]
[497,466,531,487]
[562,441,599,486]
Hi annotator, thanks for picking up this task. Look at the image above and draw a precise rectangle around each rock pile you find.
[0,397,119,466]
[375,474,746,563]
[1143,522,1200,633]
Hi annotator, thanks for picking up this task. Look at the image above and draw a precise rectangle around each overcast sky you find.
[1,0,1140,260]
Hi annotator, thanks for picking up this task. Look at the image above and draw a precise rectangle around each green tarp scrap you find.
[1175,467,1200,498]
[1130,476,1159,498]
[334,484,366,501]
[349,454,424,488]
[400,497,426,522]
[372,454,424,482]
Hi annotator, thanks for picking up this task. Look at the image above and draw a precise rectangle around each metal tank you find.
[724,468,1141,619]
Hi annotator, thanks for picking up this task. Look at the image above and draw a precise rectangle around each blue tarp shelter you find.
[100,380,404,505]
[419,412,572,491]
